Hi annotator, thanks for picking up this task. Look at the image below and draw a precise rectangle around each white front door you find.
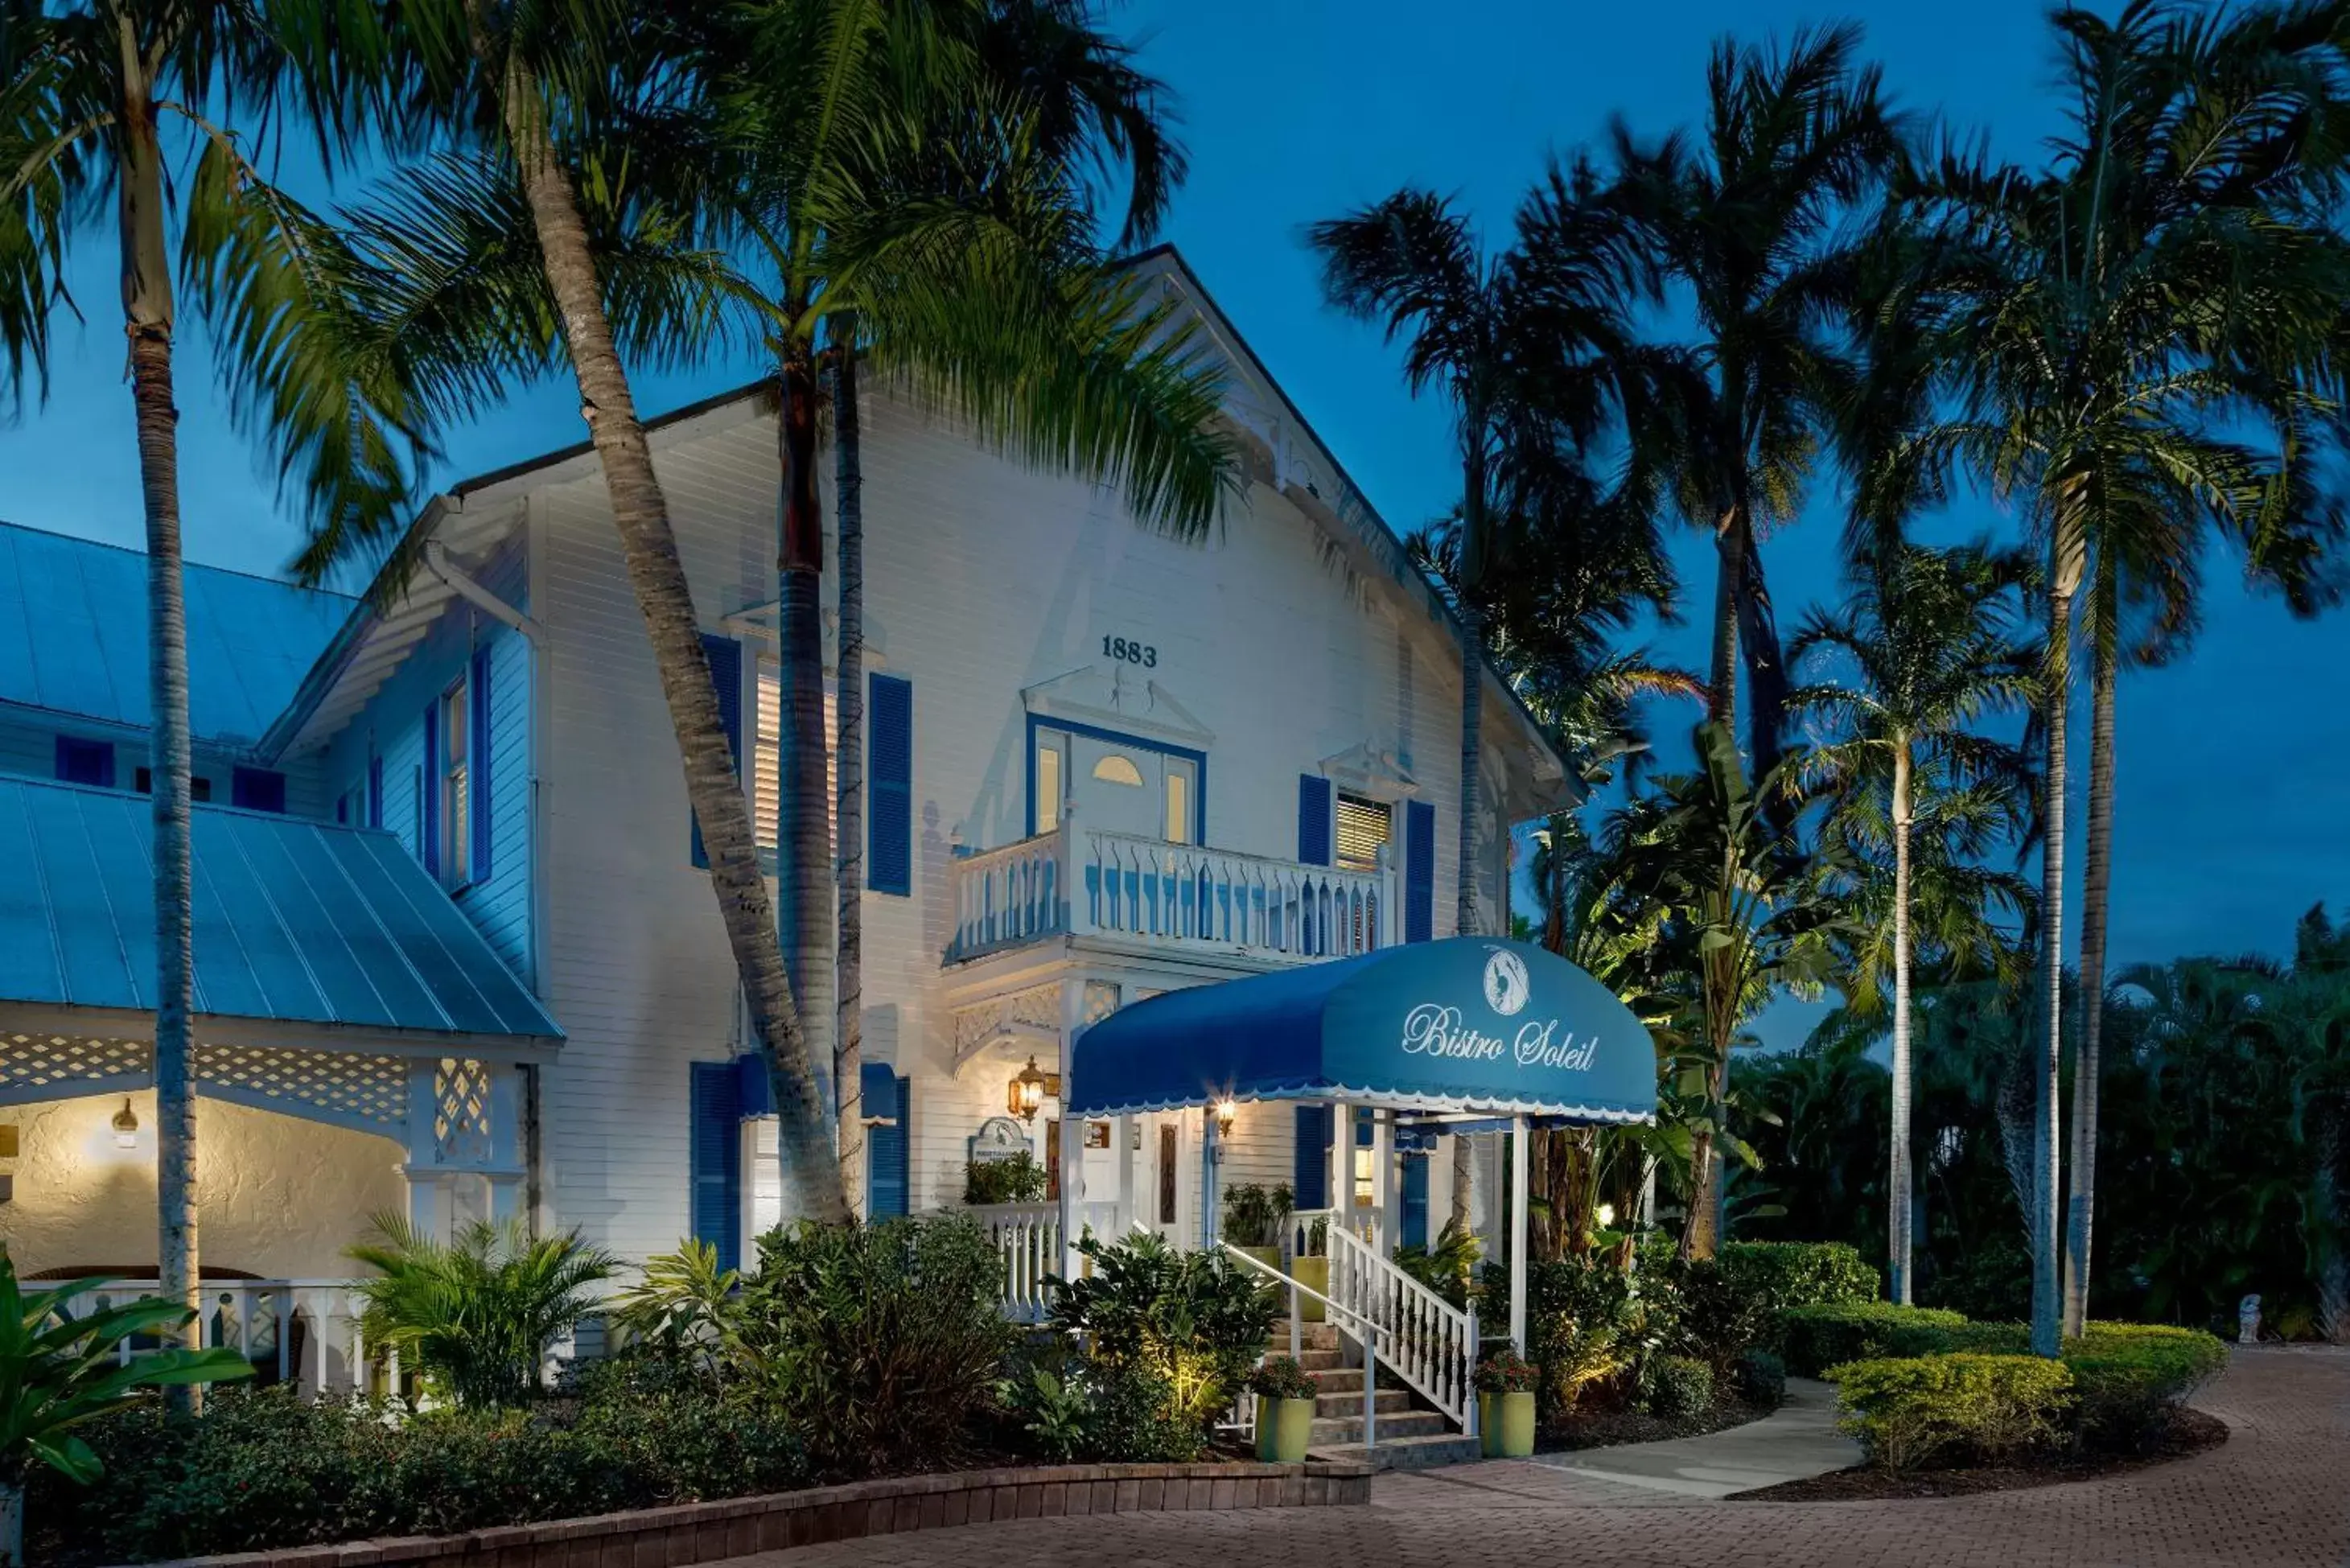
[1035,726,1198,844]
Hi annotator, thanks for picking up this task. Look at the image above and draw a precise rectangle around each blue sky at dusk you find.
[1,0,2342,1041]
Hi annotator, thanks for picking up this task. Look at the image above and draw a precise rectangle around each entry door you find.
[1039,726,1197,844]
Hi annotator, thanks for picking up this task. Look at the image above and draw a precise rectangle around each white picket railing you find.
[1323,1224,1478,1430]
[72,1278,375,1397]
[948,812,1395,965]
[1285,1206,1380,1264]
[969,1203,1064,1323]
[1217,1242,1391,1447]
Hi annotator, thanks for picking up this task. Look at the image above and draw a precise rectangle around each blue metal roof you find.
[1068,939,1654,1122]
[0,521,354,746]
[0,776,560,1043]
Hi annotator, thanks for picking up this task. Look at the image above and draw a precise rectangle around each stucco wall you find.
[0,1091,405,1279]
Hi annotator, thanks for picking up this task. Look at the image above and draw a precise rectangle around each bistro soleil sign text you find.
[1397,1005,1599,1072]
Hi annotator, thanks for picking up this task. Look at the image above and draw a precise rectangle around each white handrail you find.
[1219,1241,1384,1449]
[1323,1225,1480,1433]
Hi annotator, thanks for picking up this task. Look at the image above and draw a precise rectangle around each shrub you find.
[2061,1324,2227,1453]
[1661,1256,1772,1371]
[1001,1355,1204,1463]
[1247,1355,1319,1401]
[735,1216,1014,1474]
[1047,1232,1276,1433]
[1220,1183,1294,1249]
[1780,1303,1969,1377]
[1734,1348,1786,1409]
[1644,1355,1714,1418]
[346,1216,621,1407]
[1713,1241,1879,1315]
[1829,1354,2073,1471]
[1483,1257,1659,1416]
[965,1151,1047,1205]
[1474,1348,1538,1394]
[1393,1219,1482,1311]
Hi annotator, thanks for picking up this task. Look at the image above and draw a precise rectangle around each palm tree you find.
[1315,155,1659,1224]
[1787,542,2038,1302]
[0,0,424,1365]
[1607,23,1903,771]
[1915,0,2350,1351]
[696,1,1233,1205]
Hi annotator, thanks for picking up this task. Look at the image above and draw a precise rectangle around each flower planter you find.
[1478,1390,1536,1459]
[1236,1244,1281,1272]
[1290,1255,1327,1323]
[1255,1395,1316,1463]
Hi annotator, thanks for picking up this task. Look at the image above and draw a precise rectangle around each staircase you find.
[1295,1323,1483,1469]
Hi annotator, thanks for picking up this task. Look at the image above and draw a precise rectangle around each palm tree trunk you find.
[2315,1109,2348,1344]
[2031,573,2076,1357]
[1451,596,1484,1230]
[829,349,866,1216]
[1,1476,22,1568]
[777,342,837,1216]
[121,92,200,1388]
[501,80,846,1223]
[2063,615,2115,1337]
[1707,507,1743,731]
[1890,741,1914,1306]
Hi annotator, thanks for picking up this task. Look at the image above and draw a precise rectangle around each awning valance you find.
[1068,937,1656,1122]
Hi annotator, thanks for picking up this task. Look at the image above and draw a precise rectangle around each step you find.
[1307,1409,1451,1446]
[1309,1367,1362,1394]
[1308,1433,1485,1471]
[1297,1323,1341,1353]
[1297,1349,1344,1373]
[1314,1388,1412,1418]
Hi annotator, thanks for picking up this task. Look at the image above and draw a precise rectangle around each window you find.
[1164,764,1191,845]
[132,766,210,802]
[1091,752,1144,787]
[1336,792,1392,873]
[1035,732,1064,833]
[54,737,113,788]
[438,677,470,887]
[751,662,836,858]
[231,767,286,814]
[1158,1123,1178,1224]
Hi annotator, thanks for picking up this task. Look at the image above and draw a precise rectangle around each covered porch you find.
[1048,937,1656,1446]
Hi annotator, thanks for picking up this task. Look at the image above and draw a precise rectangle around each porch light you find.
[1007,1057,1060,1123]
[1595,1203,1615,1229]
[1214,1099,1238,1137]
[111,1097,139,1149]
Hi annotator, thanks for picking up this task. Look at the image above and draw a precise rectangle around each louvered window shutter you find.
[1401,1154,1430,1249]
[231,767,286,813]
[422,702,440,876]
[690,634,744,868]
[1292,1105,1332,1210]
[1405,799,1435,942]
[1297,775,1331,865]
[868,673,913,896]
[865,1073,912,1218]
[471,645,493,878]
[689,1061,743,1272]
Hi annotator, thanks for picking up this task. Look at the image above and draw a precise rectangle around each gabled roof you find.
[0,520,352,747]
[0,775,559,1047]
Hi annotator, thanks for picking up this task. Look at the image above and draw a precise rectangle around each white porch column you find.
[1328,1100,1349,1224]
[1508,1114,1529,1352]
[1370,1109,1396,1251]
[1114,1113,1136,1237]
[403,1167,450,1243]
[1200,1109,1220,1249]
[1428,1130,1457,1235]
[1058,1110,1084,1278]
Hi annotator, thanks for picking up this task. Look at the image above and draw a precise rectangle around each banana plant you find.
[1,1254,255,1568]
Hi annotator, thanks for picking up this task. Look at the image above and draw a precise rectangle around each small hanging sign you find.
[969,1116,1031,1165]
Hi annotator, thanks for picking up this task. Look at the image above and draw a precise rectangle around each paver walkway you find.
[728,1347,2350,1566]
[1512,1374,1859,1501]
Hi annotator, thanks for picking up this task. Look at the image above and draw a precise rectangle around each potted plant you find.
[1475,1348,1539,1459]
[1291,1214,1328,1322]
[1248,1355,1320,1463]
[965,1150,1048,1206]
[1220,1183,1292,1270]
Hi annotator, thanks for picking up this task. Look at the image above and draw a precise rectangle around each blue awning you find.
[0,776,559,1045]
[1068,937,1655,1123]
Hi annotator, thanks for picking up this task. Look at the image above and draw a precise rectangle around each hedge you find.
[2062,1324,2229,1452]
[1780,1304,1969,1377]
[1827,1354,2074,1471]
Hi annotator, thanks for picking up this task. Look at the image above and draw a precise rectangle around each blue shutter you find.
[470,645,493,879]
[1297,775,1331,866]
[691,634,743,869]
[1405,798,1435,943]
[368,753,385,829]
[231,767,286,813]
[54,737,113,788]
[422,702,440,876]
[868,673,913,896]
[864,1066,911,1219]
[689,1061,743,1273]
[1293,1105,1332,1210]
[1401,1153,1430,1250]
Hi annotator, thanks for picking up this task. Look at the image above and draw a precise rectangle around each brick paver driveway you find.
[732,1348,2350,1567]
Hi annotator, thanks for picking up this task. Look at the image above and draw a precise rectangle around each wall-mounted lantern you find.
[111,1097,140,1150]
[1213,1099,1238,1138]
[1007,1057,1060,1124]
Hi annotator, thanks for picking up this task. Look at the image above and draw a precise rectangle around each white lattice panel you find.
[0,1034,150,1097]
[432,1058,494,1163]
[195,1043,409,1131]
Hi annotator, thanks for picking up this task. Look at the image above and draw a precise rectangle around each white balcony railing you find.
[968,1202,1064,1323]
[949,812,1395,965]
[72,1278,375,1397]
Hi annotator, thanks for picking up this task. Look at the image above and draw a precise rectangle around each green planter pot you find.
[1255,1395,1315,1463]
[1478,1390,1536,1459]
[1237,1244,1281,1271]
[1290,1255,1327,1323]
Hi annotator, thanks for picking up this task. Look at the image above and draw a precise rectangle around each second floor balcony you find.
[946,811,1395,967]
